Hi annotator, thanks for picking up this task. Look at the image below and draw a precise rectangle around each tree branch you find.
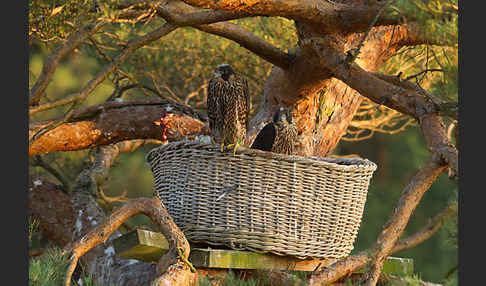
[180,0,402,34]
[154,0,251,26]
[29,23,177,116]
[29,99,208,156]
[63,197,194,286]
[385,23,456,48]
[154,0,292,69]
[29,20,106,106]
[304,38,458,178]
[361,155,446,285]
[305,37,436,118]
[392,201,457,254]
[196,22,293,69]
[307,155,447,286]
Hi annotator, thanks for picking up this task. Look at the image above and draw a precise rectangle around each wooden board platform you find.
[113,229,413,275]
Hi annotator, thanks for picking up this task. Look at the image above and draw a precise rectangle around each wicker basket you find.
[146,141,377,259]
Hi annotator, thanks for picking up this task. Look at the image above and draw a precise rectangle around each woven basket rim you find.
[147,139,378,259]
[146,140,377,171]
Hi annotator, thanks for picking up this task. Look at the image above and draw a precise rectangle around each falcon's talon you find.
[226,142,240,156]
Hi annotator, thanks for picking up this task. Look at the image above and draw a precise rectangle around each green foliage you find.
[28,248,100,286]
[29,247,70,286]
[29,217,40,248]
[382,0,458,105]
[392,0,457,42]
[29,0,99,43]
[28,218,99,286]
[398,274,425,286]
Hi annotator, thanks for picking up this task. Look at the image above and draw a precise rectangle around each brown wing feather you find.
[234,75,250,142]
[272,122,298,155]
[240,76,250,131]
[207,77,223,143]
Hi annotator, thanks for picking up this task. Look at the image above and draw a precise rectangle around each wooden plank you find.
[112,228,169,262]
[113,229,413,275]
[190,248,336,271]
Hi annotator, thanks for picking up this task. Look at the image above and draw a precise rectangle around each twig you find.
[149,74,185,104]
[177,247,196,273]
[404,68,444,81]
[98,187,129,204]
[106,83,163,101]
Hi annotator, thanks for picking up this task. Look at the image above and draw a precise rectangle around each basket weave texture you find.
[146,141,377,259]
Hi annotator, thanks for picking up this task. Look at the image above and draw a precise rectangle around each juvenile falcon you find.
[250,107,298,155]
[207,64,250,154]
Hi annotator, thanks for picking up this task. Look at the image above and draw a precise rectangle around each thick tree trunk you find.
[250,24,401,157]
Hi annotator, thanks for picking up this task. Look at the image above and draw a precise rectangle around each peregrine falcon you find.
[207,64,250,154]
[250,107,298,155]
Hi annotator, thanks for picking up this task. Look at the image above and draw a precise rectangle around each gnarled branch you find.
[307,155,447,285]
[63,197,194,286]
[180,0,402,34]
[361,155,446,285]
[29,99,208,156]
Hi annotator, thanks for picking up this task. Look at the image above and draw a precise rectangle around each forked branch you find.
[361,155,446,285]
[307,155,447,285]
[29,23,177,116]
[63,197,194,286]
[180,0,402,34]
[29,99,208,156]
